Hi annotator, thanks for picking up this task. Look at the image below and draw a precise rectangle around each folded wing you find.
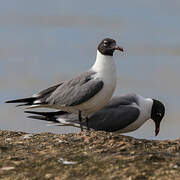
[6,71,104,108]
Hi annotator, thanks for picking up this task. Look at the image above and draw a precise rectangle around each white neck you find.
[91,50,115,73]
[140,97,153,119]
[90,50,117,110]
[119,96,153,134]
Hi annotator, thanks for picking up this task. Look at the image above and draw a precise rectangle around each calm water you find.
[1,0,180,140]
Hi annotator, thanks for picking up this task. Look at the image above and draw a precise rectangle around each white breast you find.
[76,50,117,115]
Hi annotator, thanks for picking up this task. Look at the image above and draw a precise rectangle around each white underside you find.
[30,50,117,116]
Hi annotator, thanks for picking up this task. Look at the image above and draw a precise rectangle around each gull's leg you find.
[78,111,83,131]
[86,117,90,130]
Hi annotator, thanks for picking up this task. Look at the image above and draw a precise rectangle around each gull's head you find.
[98,38,124,56]
[151,99,165,136]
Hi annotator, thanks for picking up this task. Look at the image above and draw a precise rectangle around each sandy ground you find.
[0,130,180,180]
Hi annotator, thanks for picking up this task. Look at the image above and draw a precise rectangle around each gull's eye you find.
[103,41,109,47]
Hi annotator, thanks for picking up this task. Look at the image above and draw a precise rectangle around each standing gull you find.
[25,93,165,136]
[6,38,124,130]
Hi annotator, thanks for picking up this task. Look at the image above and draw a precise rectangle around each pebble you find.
[45,173,53,179]
[58,158,77,165]
[1,167,15,171]
[23,134,33,139]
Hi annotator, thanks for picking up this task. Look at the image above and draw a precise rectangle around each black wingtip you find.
[27,115,47,121]
[26,112,61,123]
[25,111,48,117]
[5,99,20,103]
[5,97,36,105]
[25,110,68,116]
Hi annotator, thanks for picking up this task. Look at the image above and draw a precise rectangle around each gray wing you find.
[46,71,104,106]
[33,83,63,100]
[6,71,103,107]
[88,105,140,132]
[105,93,139,108]
[87,94,140,132]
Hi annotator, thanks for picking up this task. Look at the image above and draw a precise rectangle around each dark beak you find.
[155,121,160,136]
[113,45,124,52]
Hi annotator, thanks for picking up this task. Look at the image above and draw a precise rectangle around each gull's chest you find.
[94,58,117,89]
[81,70,116,114]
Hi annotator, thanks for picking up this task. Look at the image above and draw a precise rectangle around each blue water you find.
[1,0,180,140]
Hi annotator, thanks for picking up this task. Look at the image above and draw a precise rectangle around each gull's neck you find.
[146,98,154,119]
[138,95,153,120]
[91,50,115,73]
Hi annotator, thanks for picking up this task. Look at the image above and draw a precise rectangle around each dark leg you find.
[78,111,83,131]
[86,117,90,130]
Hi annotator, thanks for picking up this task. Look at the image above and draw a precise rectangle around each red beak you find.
[155,122,160,136]
[113,45,124,52]
[155,127,159,136]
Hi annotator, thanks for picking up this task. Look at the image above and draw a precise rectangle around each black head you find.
[98,38,124,56]
[151,99,165,136]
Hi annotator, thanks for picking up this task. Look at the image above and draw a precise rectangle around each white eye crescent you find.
[104,40,108,46]
[157,112,162,116]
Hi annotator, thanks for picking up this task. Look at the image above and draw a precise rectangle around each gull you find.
[25,93,165,136]
[6,38,124,131]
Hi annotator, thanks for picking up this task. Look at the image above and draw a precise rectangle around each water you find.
[1,0,180,140]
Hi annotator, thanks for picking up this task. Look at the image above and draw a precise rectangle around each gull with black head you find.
[26,93,165,136]
[6,38,124,131]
